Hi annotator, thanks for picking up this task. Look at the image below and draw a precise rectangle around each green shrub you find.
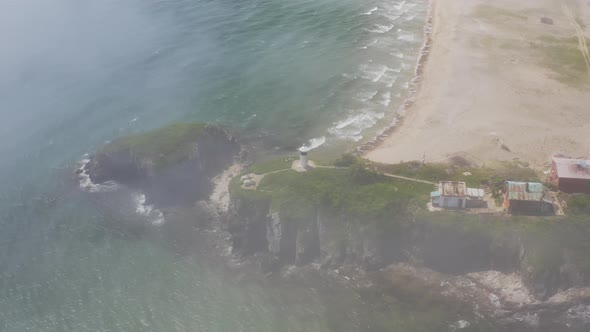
[333,153,359,167]
[100,123,209,169]
[349,163,384,185]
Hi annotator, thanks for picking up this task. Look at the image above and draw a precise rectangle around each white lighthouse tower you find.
[299,151,309,168]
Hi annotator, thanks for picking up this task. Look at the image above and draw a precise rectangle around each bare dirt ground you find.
[365,0,590,168]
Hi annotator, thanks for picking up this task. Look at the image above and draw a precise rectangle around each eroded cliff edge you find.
[227,158,590,330]
[83,123,241,207]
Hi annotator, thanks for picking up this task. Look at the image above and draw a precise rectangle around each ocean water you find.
[0,0,428,330]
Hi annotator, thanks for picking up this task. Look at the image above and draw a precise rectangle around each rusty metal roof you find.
[552,157,590,180]
[505,181,544,201]
[439,181,466,197]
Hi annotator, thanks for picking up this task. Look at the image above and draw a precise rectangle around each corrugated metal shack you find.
[549,157,590,194]
[431,181,486,209]
[503,181,553,215]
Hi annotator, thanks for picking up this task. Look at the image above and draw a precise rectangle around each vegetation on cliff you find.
[232,157,432,222]
[98,122,214,170]
[231,154,590,296]
[87,122,240,206]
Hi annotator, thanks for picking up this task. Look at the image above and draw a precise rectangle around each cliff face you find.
[85,123,240,206]
[227,194,590,300]
[228,197,392,271]
[227,196,590,328]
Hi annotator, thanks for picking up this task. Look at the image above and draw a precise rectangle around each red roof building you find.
[549,157,590,194]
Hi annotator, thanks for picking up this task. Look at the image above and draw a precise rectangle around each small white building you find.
[431,181,485,209]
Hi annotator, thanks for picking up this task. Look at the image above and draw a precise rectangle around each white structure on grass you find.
[299,151,308,168]
[430,181,485,209]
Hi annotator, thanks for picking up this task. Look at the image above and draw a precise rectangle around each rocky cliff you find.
[229,195,590,296]
[84,123,240,207]
[226,165,590,329]
[228,197,385,270]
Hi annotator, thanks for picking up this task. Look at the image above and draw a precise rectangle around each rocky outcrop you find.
[85,123,240,207]
[521,247,589,300]
[378,263,590,330]
[227,194,590,305]
[226,187,590,329]
[227,200,384,270]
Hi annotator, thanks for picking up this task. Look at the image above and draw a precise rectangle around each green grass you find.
[532,36,590,86]
[565,194,590,215]
[232,156,590,285]
[237,156,543,222]
[373,160,538,185]
[475,5,528,21]
[100,122,210,170]
[233,166,432,223]
[245,156,296,175]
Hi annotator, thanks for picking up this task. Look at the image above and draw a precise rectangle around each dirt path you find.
[242,168,291,190]
[561,0,590,75]
[241,165,436,191]
[383,173,437,185]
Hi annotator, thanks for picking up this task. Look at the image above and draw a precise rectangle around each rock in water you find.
[85,123,240,206]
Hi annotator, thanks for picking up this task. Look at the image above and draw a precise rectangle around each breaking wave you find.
[132,193,165,226]
[328,110,385,142]
[299,136,326,152]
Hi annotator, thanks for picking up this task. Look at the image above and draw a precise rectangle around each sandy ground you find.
[365,0,590,168]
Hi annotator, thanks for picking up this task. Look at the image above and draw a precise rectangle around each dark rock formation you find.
[85,123,240,207]
[541,17,554,25]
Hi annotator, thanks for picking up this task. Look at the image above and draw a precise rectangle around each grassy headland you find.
[232,156,432,222]
[232,154,590,279]
[99,122,210,170]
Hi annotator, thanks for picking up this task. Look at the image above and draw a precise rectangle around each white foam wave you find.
[360,64,399,85]
[405,15,416,21]
[77,159,119,193]
[397,33,416,42]
[378,92,392,106]
[341,73,357,80]
[403,3,417,12]
[133,193,165,226]
[360,39,379,50]
[368,24,394,34]
[328,110,385,142]
[395,1,407,11]
[379,13,402,21]
[363,7,379,15]
[382,72,398,87]
[354,90,378,102]
[394,52,404,59]
[299,136,326,152]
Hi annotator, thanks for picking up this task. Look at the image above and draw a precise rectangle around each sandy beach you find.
[365,0,590,168]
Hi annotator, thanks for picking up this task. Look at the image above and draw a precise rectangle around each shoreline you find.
[362,0,590,168]
[354,0,437,156]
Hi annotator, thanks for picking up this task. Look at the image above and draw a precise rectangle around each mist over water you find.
[0,0,427,330]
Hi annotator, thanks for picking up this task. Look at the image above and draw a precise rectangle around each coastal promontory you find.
[84,122,241,206]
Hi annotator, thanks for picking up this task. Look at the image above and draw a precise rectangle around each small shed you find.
[549,157,590,194]
[503,181,553,215]
[431,181,486,209]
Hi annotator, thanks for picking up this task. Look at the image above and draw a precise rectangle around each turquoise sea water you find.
[0,0,428,330]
